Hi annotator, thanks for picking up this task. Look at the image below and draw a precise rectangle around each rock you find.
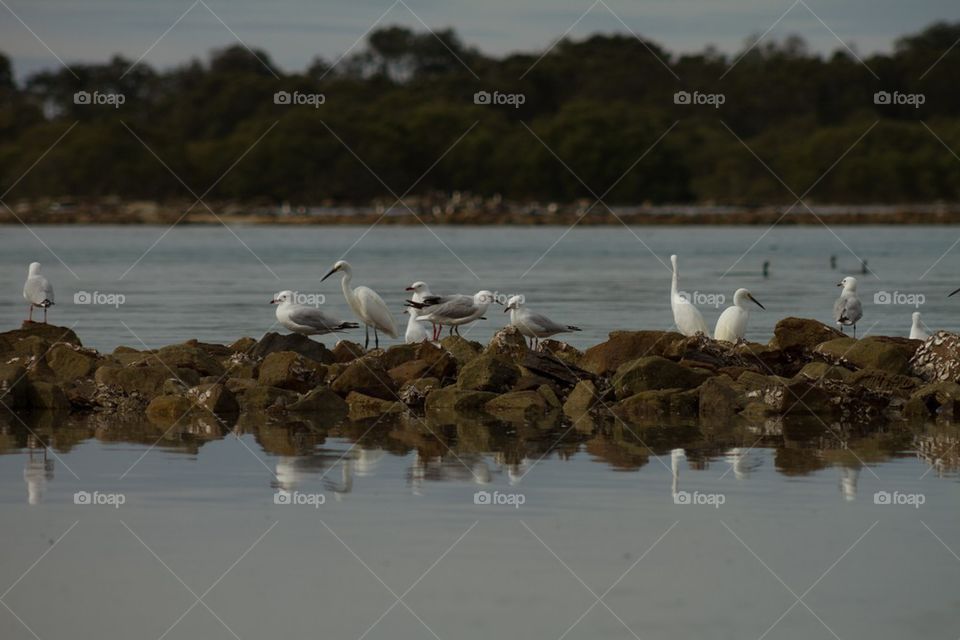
[539,340,584,367]
[331,340,364,363]
[381,344,421,370]
[457,354,521,392]
[189,383,239,415]
[288,387,348,419]
[520,350,593,388]
[905,381,960,420]
[613,388,699,421]
[0,323,82,350]
[181,338,232,358]
[425,385,497,412]
[698,375,746,419]
[580,330,687,376]
[537,384,562,409]
[145,394,196,422]
[331,359,397,400]
[484,391,547,420]
[484,326,528,361]
[257,351,326,392]
[910,331,960,383]
[221,352,258,378]
[346,392,404,420]
[45,344,99,382]
[113,345,141,354]
[225,378,258,394]
[738,372,836,417]
[414,342,459,379]
[612,356,712,399]
[439,335,482,366]
[399,377,440,407]
[816,336,919,375]
[12,335,50,358]
[229,336,257,353]
[388,359,433,386]
[847,369,920,396]
[95,365,200,398]
[134,344,225,377]
[252,332,335,364]
[795,362,852,383]
[563,380,599,417]
[25,381,70,411]
[769,317,844,352]
[238,385,299,411]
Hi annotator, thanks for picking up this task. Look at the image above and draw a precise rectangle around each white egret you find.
[23,262,54,323]
[714,288,765,343]
[406,290,496,336]
[321,260,398,349]
[833,276,863,337]
[270,290,359,336]
[670,254,709,337]
[504,295,581,349]
[909,311,929,340]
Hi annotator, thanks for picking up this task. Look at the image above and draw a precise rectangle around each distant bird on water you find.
[830,255,837,270]
[321,260,398,349]
[762,261,770,278]
[833,276,863,337]
[271,290,358,336]
[670,254,709,337]
[714,288,765,343]
[23,262,54,323]
[504,295,581,349]
[909,312,929,340]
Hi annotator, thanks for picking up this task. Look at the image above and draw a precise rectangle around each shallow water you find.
[2,224,960,351]
[3,224,960,638]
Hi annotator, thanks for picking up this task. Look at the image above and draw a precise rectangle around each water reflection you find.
[23,436,54,505]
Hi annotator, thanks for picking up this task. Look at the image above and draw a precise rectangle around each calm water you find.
[2,225,960,639]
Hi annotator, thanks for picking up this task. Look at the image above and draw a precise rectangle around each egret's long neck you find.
[671,261,679,297]
[28,265,40,277]
[340,271,353,300]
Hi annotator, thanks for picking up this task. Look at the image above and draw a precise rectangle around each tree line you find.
[1,22,959,206]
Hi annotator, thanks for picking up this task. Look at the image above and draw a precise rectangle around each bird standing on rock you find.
[406,290,496,337]
[670,254,710,337]
[23,262,54,324]
[833,276,863,337]
[714,288,764,343]
[910,311,929,340]
[321,260,398,349]
[271,290,359,336]
[504,295,581,349]
[405,281,437,342]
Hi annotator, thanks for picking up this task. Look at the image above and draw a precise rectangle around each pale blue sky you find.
[3,0,959,79]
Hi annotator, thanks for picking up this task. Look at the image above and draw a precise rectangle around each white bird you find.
[406,290,495,336]
[23,262,54,323]
[910,311,929,340]
[670,254,709,337]
[714,288,765,342]
[405,308,432,344]
[833,276,863,337]
[270,290,359,336]
[504,295,581,349]
[321,260,398,349]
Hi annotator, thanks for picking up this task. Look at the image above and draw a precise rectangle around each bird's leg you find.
[364,325,370,350]
[43,307,47,324]
[27,305,33,322]
[853,324,857,339]
[374,328,379,349]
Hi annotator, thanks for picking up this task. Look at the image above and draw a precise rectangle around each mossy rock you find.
[189,383,239,415]
[238,385,299,412]
[346,392,405,420]
[613,388,699,422]
[45,344,100,382]
[612,356,712,399]
[331,358,397,400]
[769,317,844,352]
[439,335,482,366]
[94,365,200,398]
[563,380,599,417]
[134,344,225,377]
[288,387,348,420]
[253,332,335,364]
[484,391,548,421]
[258,351,326,393]
[425,385,497,412]
[25,381,70,411]
[457,353,520,392]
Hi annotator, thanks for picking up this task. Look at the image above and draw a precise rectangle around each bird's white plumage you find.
[416,291,493,327]
[670,254,709,337]
[272,290,356,335]
[325,261,398,339]
[910,312,929,340]
[833,276,863,332]
[714,288,762,342]
[23,262,54,307]
[506,295,580,339]
[405,308,431,343]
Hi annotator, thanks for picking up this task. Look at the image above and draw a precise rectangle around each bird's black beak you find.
[321,267,337,282]
[949,287,960,298]
[503,306,510,313]
[748,294,765,310]
[270,299,277,304]
[836,282,842,287]
[405,286,414,291]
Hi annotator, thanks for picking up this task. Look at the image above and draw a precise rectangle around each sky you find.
[2,0,960,80]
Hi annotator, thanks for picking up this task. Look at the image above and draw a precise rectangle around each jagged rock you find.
[563,380,599,417]
[539,340,584,367]
[189,383,239,415]
[289,387,348,418]
[0,323,82,352]
[485,391,547,420]
[181,338,232,358]
[580,330,687,375]
[485,326,529,361]
[769,317,844,352]
[795,362,853,383]
[380,344,420,370]
[613,388,699,421]
[904,381,960,420]
[257,351,326,393]
[399,377,440,407]
[910,331,960,383]
[134,344,225,377]
[425,385,496,412]
[94,365,200,398]
[331,340,364,363]
[331,359,396,400]
[12,335,50,358]
[225,378,258,394]
[145,394,196,422]
[238,385,299,411]
[847,369,920,396]
[439,335,482,366]
[537,384,562,409]
[457,354,520,392]
[612,356,712,399]
[698,375,746,419]
[25,381,70,411]
[346,392,404,420]
[252,332,335,364]
[45,344,100,382]
[738,372,836,417]
[520,350,592,387]
[229,336,257,353]
[221,352,258,378]
[816,336,919,375]
[388,359,432,385]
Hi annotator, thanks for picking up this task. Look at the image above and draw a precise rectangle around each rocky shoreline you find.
[4,319,960,431]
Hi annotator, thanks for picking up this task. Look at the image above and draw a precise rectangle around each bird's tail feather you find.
[567,325,581,331]
[40,299,53,308]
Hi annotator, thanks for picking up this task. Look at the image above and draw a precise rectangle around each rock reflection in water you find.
[23,436,54,505]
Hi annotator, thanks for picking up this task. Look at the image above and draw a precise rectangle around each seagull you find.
[405,281,438,341]
[321,260,398,349]
[271,290,359,336]
[406,290,496,336]
[909,311,929,340]
[714,288,764,342]
[23,262,54,323]
[504,295,581,349]
[670,254,709,337]
[833,276,863,337]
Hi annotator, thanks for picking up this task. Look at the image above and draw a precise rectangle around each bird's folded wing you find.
[288,306,340,329]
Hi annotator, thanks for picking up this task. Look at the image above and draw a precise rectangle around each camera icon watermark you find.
[873,291,924,308]
[673,490,725,508]
[873,90,925,108]
[274,90,326,108]
[873,490,925,508]
[74,290,126,308]
[273,490,326,508]
[73,90,126,108]
[677,290,725,308]
[473,90,526,109]
[473,490,525,508]
[674,90,725,109]
[74,490,126,508]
